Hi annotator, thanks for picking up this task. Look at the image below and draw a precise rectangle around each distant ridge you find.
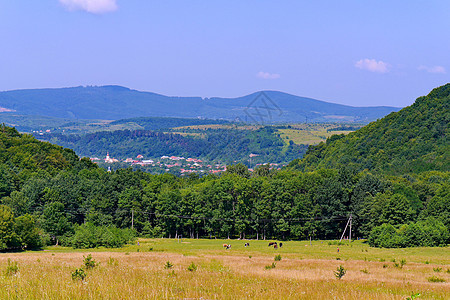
[0,85,401,123]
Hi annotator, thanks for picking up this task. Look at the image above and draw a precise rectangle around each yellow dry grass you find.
[277,127,353,145]
[0,240,448,299]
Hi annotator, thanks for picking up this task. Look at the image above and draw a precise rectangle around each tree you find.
[0,205,18,250]
[15,214,42,249]
[41,201,72,245]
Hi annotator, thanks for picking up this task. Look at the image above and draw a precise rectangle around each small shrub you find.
[336,257,341,260]
[446,269,450,274]
[379,258,385,262]
[394,259,406,269]
[406,292,421,300]
[187,262,197,272]
[391,258,396,263]
[433,267,442,272]
[83,254,97,269]
[383,264,389,269]
[427,276,445,283]
[164,261,173,269]
[71,268,87,281]
[400,259,407,268]
[360,269,369,274]
[5,259,19,276]
[107,257,118,267]
[265,262,276,270]
[274,255,282,261]
[149,247,153,251]
[334,265,346,279]
[248,255,252,259]
[425,260,430,264]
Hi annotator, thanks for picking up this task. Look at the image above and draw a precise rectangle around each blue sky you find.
[0,0,449,107]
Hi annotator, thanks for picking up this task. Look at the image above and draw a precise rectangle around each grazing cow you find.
[244,242,250,247]
[268,242,277,246]
[279,242,283,248]
[274,244,278,249]
[226,244,231,249]
[223,244,228,248]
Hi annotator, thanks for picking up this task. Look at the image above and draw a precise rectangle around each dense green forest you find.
[0,85,449,250]
[36,127,308,166]
[289,84,449,174]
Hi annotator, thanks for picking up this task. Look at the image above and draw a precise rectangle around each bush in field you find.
[187,262,197,272]
[334,265,346,279]
[69,223,135,249]
[274,255,282,261]
[164,261,174,269]
[83,254,97,269]
[5,259,19,276]
[71,268,87,281]
[368,218,449,248]
[427,276,445,283]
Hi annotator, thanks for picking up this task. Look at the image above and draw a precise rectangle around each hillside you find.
[0,86,400,123]
[289,84,450,174]
[0,124,96,199]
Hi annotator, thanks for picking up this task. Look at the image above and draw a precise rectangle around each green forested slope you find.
[1,126,77,173]
[289,84,450,174]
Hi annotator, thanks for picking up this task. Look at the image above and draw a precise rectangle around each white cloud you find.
[256,71,281,80]
[59,0,118,14]
[418,65,446,74]
[355,58,389,73]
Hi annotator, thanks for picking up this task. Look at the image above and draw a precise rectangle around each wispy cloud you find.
[355,58,389,73]
[59,0,118,14]
[418,65,446,74]
[256,71,281,80]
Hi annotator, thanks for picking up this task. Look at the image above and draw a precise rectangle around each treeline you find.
[1,157,448,248]
[36,127,307,166]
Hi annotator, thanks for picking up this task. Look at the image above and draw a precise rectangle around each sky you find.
[0,0,449,107]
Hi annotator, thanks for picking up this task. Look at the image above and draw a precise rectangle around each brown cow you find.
[268,242,277,246]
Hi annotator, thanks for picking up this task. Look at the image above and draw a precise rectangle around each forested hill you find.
[289,84,450,174]
[0,125,93,196]
[0,85,400,123]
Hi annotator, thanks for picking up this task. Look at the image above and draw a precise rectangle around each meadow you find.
[1,239,449,299]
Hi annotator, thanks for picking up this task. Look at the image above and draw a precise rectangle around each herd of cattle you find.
[222,242,283,249]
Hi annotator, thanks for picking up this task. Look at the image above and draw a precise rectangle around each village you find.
[90,152,282,175]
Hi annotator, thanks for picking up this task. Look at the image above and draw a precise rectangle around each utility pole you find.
[349,214,352,243]
[339,214,352,243]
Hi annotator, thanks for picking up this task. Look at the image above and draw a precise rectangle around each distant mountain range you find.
[0,85,401,123]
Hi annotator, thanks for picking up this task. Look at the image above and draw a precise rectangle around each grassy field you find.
[277,124,357,145]
[1,239,449,299]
